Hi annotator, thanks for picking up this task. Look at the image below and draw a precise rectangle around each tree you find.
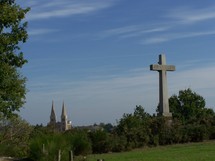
[0,115,33,157]
[169,88,207,123]
[116,105,151,149]
[88,130,111,153]
[0,0,29,118]
[169,88,215,141]
[0,62,26,118]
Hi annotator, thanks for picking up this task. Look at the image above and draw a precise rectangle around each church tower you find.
[48,101,72,131]
[61,102,70,131]
[49,101,56,127]
[61,102,72,131]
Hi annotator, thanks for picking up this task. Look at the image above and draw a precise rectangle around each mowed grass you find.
[84,141,215,161]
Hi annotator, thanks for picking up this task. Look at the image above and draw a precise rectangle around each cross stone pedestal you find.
[150,54,175,117]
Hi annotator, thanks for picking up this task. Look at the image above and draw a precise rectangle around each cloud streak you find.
[98,25,169,39]
[26,0,115,21]
[167,6,215,24]
[142,6,215,44]
[28,28,59,36]
[142,30,215,44]
[96,6,215,44]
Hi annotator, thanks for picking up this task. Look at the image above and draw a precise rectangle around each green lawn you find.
[78,141,215,161]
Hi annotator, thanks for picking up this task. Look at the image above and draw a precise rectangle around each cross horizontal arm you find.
[150,64,175,71]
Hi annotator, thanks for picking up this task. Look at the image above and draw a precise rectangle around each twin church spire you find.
[61,101,67,121]
[50,101,56,123]
[49,101,72,131]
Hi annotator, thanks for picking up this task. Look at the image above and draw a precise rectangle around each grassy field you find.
[79,141,215,161]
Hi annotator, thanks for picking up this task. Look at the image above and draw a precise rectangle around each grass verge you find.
[76,141,215,161]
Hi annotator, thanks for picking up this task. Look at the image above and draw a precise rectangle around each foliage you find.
[0,62,26,118]
[67,130,92,155]
[0,115,33,157]
[99,123,114,132]
[0,0,29,118]
[116,105,151,149]
[29,134,65,161]
[169,88,215,141]
[169,88,208,123]
[29,129,92,161]
[88,130,112,153]
[113,89,215,152]
[0,2,30,157]
[0,0,29,67]
[109,134,127,152]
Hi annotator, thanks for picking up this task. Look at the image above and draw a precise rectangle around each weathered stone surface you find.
[150,54,175,117]
[150,64,175,71]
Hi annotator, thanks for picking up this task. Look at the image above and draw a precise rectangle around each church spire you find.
[61,101,67,120]
[50,100,56,124]
[61,101,68,131]
[48,101,72,131]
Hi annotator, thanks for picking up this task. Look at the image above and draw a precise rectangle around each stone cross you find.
[150,54,175,117]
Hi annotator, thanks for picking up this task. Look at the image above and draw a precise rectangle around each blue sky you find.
[18,0,215,126]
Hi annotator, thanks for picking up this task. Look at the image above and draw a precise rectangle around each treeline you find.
[0,89,215,160]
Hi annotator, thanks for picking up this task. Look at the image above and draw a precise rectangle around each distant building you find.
[48,101,72,131]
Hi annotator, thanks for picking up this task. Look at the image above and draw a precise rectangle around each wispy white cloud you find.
[102,25,142,36]
[120,27,169,39]
[167,6,215,24]
[142,30,215,44]
[143,37,169,44]
[97,6,215,44]
[139,6,215,44]
[98,25,169,40]
[28,28,59,36]
[170,65,215,90]
[26,0,115,21]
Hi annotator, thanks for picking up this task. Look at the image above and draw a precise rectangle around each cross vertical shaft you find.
[150,54,175,117]
[159,55,170,116]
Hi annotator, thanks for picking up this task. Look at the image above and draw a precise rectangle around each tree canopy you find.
[0,0,29,118]
[116,105,151,148]
[169,88,215,124]
[0,0,29,67]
